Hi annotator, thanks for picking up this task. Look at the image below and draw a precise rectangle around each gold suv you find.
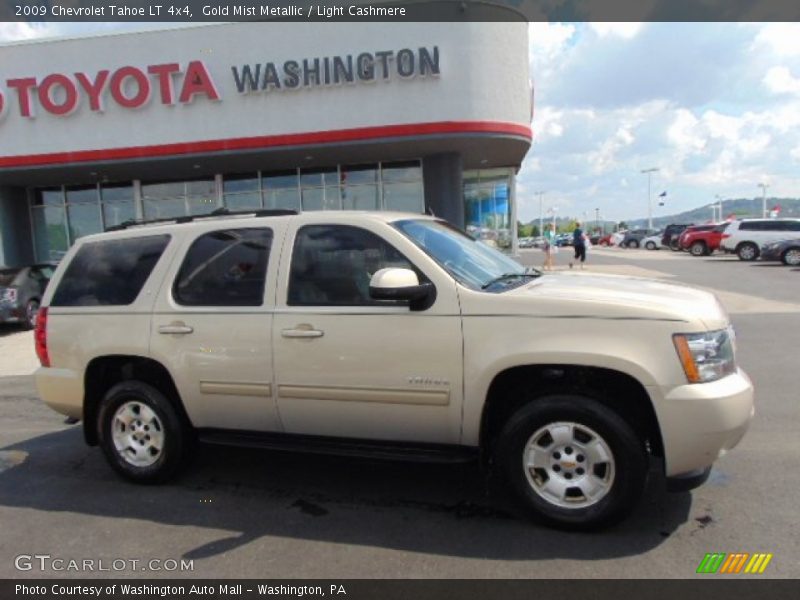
[34,210,754,529]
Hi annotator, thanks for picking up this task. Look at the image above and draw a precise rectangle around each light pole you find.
[758,183,769,218]
[714,194,723,222]
[641,167,659,230]
[595,207,600,233]
[534,191,545,237]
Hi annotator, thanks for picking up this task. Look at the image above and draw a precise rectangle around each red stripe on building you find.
[0,121,532,168]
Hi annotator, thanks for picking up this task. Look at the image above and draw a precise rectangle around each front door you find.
[273,223,463,444]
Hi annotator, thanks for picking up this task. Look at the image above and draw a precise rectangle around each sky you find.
[2,21,799,223]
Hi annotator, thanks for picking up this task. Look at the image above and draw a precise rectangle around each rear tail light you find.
[721,234,731,239]
[34,307,50,367]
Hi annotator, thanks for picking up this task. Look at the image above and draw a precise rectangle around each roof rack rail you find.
[105,208,298,231]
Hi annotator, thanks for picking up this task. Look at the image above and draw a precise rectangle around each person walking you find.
[542,223,557,271]
[571,221,587,269]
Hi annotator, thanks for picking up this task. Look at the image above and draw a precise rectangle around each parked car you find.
[720,218,800,261]
[555,233,573,247]
[598,233,615,246]
[0,264,55,329]
[642,233,664,250]
[662,224,693,251]
[518,237,535,249]
[35,210,753,530]
[760,238,800,266]
[622,229,659,249]
[679,223,731,256]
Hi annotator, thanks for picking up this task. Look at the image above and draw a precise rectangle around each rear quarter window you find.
[51,235,170,306]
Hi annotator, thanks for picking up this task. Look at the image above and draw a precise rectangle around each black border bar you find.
[3,0,800,22]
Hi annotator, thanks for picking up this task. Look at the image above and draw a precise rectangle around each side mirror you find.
[369,268,435,310]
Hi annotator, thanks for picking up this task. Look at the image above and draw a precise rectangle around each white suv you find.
[720,218,800,260]
[34,210,754,529]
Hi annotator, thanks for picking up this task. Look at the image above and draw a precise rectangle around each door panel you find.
[273,223,463,444]
[149,226,281,432]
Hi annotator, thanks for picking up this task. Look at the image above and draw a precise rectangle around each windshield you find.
[393,219,534,291]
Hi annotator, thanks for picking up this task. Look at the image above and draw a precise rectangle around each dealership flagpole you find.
[641,167,659,230]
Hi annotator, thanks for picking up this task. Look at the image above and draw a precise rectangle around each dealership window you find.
[223,174,261,211]
[263,170,301,211]
[141,178,217,219]
[300,168,341,211]
[101,184,136,228]
[463,169,514,250]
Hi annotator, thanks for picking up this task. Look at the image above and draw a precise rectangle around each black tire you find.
[669,241,681,251]
[98,381,192,484]
[690,241,707,257]
[628,240,639,249]
[495,395,647,530]
[782,247,800,266]
[736,242,759,261]
[23,299,39,330]
[645,241,657,250]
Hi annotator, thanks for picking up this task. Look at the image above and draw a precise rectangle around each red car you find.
[679,223,731,256]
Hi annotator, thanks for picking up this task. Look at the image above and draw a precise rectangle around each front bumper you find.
[759,247,782,261]
[650,369,754,477]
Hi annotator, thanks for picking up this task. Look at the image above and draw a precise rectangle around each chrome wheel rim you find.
[740,245,756,260]
[785,249,800,266]
[523,422,615,509]
[691,244,704,256]
[111,401,165,468]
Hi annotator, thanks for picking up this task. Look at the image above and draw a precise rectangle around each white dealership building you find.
[0,22,532,266]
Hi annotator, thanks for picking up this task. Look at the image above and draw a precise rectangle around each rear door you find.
[149,223,285,433]
[272,220,464,444]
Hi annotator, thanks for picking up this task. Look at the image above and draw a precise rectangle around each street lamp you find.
[534,190,545,236]
[641,167,660,230]
[595,207,600,233]
[757,183,769,218]
[714,194,723,222]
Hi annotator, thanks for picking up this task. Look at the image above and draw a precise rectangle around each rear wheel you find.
[98,381,191,483]
[690,241,707,257]
[737,242,759,261]
[645,241,657,250]
[495,394,647,530]
[628,240,639,249]
[782,247,800,266]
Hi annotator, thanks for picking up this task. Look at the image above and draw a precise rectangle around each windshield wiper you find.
[481,271,540,290]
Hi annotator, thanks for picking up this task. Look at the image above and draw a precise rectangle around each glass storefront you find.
[29,161,424,262]
[463,168,514,250]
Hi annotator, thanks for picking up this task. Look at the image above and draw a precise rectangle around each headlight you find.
[673,327,736,383]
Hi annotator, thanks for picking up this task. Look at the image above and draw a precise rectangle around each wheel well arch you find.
[479,364,664,461]
[83,355,191,446]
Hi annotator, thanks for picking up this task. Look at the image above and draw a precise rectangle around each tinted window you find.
[740,221,767,231]
[288,225,415,306]
[174,228,272,307]
[52,235,170,306]
[786,221,800,232]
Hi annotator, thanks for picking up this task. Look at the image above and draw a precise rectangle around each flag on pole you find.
[770,205,781,218]
[658,191,667,197]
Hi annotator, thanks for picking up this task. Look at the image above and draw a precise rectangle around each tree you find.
[618,221,629,231]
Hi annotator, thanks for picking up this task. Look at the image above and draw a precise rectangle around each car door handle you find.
[158,322,194,335]
[281,325,324,339]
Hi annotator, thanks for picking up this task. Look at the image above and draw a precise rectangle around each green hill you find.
[629,198,800,229]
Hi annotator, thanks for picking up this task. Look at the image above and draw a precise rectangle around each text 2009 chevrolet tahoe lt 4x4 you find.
[35,210,754,529]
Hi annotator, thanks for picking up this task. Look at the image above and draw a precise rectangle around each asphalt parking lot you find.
[1,247,798,579]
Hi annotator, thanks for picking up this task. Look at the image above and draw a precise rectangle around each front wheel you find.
[98,381,192,483]
[645,241,657,250]
[782,247,800,266]
[495,395,647,530]
[628,240,640,249]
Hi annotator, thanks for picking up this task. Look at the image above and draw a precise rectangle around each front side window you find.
[394,219,534,292]
[288,225,416,306]
[174,228,273,307]
[51,235,170,306]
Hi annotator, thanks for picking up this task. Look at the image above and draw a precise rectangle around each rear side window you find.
[51,235,170,306]
[174,228,273,307]
[739,221,766,231]
[786,221,800,232]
